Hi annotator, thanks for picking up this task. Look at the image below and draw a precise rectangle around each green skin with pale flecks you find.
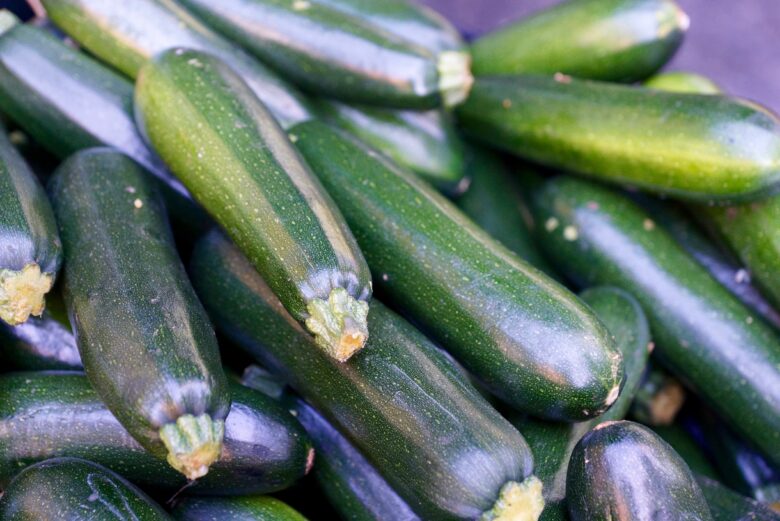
[172,496,307,521]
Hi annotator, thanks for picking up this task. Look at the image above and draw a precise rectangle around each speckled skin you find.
[136,49,371,333]
[697,475,780,521]
[513,286,651,520]
[290,119,622,421]
[0,457,171,520]
[48,149,230,461]
[40,0,313,129]
[471,0,687,82]
[530,176,780,466]
[567,421,713,521]
[458,76,780,201]
[190,230,534,520]
[172,496,306,521]
[0,372,312,494]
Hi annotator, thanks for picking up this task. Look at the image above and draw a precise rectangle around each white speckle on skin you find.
[554,72,573,84]
[133,199,143,209]
[125,186,136,194]
[545,217,559,232]
[746,316,754,324]
[735,269,749,284]
[563,225,578,241]
[292,0,310,9]
[643,218,655,231]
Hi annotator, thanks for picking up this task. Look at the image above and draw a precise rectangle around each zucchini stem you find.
[159,414,225,480]
[480,476,545,521]
[438,50,474,108]
[305,287,369,362]
[0,263,53,325]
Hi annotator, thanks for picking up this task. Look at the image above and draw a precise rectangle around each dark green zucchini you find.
[173,496,306,521]
[40,0,313,129]
[136,49,371,361]
[529,176,780,466]
[645,71,722,94]
[567,421,713,521]
[456,146,554,273]
[0,372,313,494]
[241,364,287,400]
[190,230,543,521]
[0,121,61,326]
[49,148,230,479]
[458,75,780,201]
[288,118,622,421]
[0,457,171,520]
[652,424,720,481]
[178,0,472,109]
[697,475,780,521]
[316,101,467,192]
[629,363,686,426]
[471,0,687,82]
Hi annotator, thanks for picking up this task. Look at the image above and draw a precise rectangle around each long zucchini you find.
[567,421,713,520]
[697,475,780,521]
[0,372,313,494]
[172,496,307,521]
[0,122,61,326]
[458,75,780,201]
[136,49,372,361]
[49,148,230,479]
[190,230,543,521]
[40,0,313,129]
[288,118,622,421]
[529,176,780,466]
[471,0,687,82]
[0,457,171,520]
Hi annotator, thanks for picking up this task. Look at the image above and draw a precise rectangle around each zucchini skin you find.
[0,306,81,370]
[49,148,230,477]
[289,118,622,421]
[567,421,713,521]
[0,124,61,326]
[530,176,780,466]
[172,496,307,521]
[0,457,171,520]
[458,75,780,201]
[40,0,313,129]
[646,71,721,94]
[0,372,312,494]
[136,49,371,361]
[471,0,687,82]
[697,476,780,521]
[652,424,720,481]
[316,101,467,192]
[189,230,539,520]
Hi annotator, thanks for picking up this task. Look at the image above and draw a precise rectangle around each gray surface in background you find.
[422,0,780,113]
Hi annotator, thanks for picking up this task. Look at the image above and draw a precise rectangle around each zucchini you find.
[288,118,622,421]
[0,457,171,520]
[190,230,544,521]
[178,0,472,109]
[241,364,287,400]
[316,101,467,192]
[697,475,780,521]
[513,286,651,518]
[652,424,720,481]
[645,71,722,94]
[471,0,687,82]
[458,75,780,201]
[456,146,554,273]
[173,496,307,521]
[567,421,713,521]
[49,148,230,480]
[0,372,312,494]
[629,363,686,426]
[40,0,313,129]
[0,122,61,326]
[136,49,372,361]
[530,176,780,466]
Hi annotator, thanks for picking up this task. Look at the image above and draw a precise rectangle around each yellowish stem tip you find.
[305,288,369,362]
[438,50,474,108]
[160,414,224,480]
[0,264,53,326]
[481,476,545,521]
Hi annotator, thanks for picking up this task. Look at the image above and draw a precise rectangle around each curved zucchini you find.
[316,101,467,192]
[49,148,230,479]
[629,363,686,426]
[136,49,371,361]
[529,176,780,466]
[645,71,722,94]
[179,0,472,109]
[0,457,171,520]
[0,372,313,494]
[173,496,306,521]
[289,118,622,421]
[0,123,61,326]
[697,475,780,521]
[458,75,780,201]
[471,0,687,82]
[652,424,720,481]
[40,0,313,129]
[190,230,543,521]
[567,421,713,521]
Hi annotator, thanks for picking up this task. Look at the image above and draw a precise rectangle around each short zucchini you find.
[697,475,780,521]
[173,496,307,521]
[49,148,230,479]
[136,49,372,361]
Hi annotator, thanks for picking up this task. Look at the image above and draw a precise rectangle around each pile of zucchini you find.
[0,0,778,519]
